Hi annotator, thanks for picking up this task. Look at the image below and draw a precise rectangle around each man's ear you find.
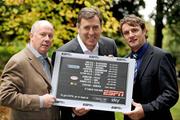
[29,32,33,39]
[76,23,80,33]
[76,23,80,28]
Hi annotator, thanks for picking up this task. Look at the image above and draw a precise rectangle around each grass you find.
[115,112,123,120]
[171,79,180,120]
[171,97,180,120]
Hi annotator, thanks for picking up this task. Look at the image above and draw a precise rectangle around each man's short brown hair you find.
[77,7,103,26]
[120,14,148,38]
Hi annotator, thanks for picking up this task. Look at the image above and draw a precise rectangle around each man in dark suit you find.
[0,20,60,120]
[52,7,117,120]
[119,14,179,120]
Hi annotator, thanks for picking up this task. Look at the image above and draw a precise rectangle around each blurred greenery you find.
[171,94,180,120]
[0,0,122,57]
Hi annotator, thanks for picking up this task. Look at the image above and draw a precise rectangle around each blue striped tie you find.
[132,54,138,80]
[41,57,51,81]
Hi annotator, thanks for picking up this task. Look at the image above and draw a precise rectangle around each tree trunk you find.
[154,0,164,48]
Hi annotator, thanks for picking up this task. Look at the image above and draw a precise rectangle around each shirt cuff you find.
[72,112,75,118]
[39,96,44,108]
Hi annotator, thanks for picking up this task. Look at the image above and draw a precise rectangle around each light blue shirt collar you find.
[27,43,47,59]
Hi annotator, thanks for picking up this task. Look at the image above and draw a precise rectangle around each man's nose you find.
[45,35,51,40]
[129,30,134,36]
[89,27,95,34]
[129,31,135,37]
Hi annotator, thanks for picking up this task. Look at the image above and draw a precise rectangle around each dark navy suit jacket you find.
[125,44,179,120]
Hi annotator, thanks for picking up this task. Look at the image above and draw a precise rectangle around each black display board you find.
[51,52,135,112]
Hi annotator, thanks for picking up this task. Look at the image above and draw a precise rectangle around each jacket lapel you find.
[46,58,53,75]
[98,40,107,55]
[72,38,84,53]
[24,48,52,88]
[137,45,153,81]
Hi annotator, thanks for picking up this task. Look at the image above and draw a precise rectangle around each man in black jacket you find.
[120,14,179,120]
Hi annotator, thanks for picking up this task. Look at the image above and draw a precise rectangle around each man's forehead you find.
[31,20,53,33]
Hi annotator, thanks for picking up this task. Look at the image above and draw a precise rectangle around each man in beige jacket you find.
[0,20,60,120]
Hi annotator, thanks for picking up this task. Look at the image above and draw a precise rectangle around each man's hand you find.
[72,107,90,116]
[124,101,145,120]
[42,94,56,108]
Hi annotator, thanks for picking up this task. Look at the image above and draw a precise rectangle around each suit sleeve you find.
[112,40,118,57]
[142,53,179,113]
[0,58,40,111]
[51,51,56,66]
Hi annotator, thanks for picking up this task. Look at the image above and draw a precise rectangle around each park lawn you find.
[171,92,180,120]
[115,112,123,120]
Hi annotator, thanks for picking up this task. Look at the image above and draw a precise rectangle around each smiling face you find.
[77,7,103,51]
[78,15,102,51]
[29,21,54,55]
[121,23,146,52]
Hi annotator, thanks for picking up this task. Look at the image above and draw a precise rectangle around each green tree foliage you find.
[154,0,180,68]
[110,0,145,20]
[163,23,180,70]
[154,0,180,47]
[0,0,121,69]
[165,0,180,62]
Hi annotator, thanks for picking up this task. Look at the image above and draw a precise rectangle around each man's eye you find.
[123,31,129,36]
[48,34,53,39]
[131,28,138,33]
[84,26,90,31]
[40,33,46,37]
[93,26,99,31]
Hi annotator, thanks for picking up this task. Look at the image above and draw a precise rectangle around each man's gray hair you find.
[30,20,54,33]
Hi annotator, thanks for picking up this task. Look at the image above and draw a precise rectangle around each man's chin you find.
[39,50,48,55]
[88,44,96,47]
